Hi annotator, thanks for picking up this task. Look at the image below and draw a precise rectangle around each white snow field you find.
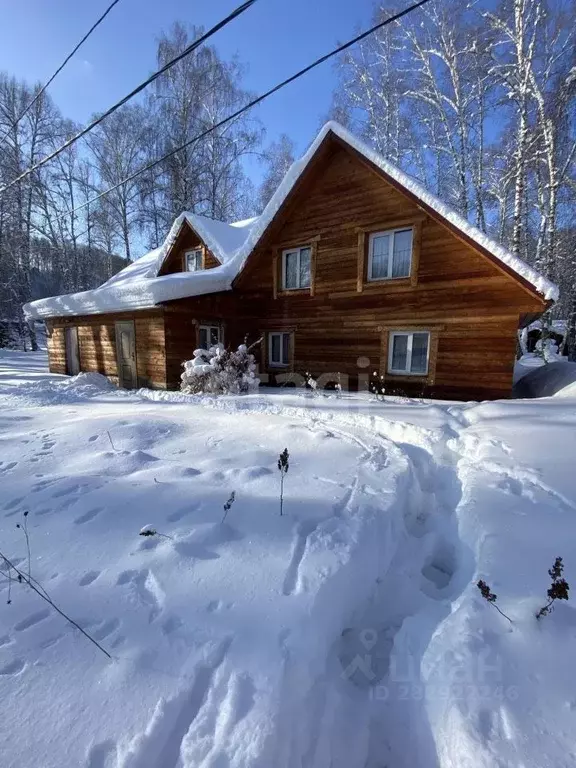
[1,350,575,768]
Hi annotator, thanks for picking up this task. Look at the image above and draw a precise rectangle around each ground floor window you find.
[388,331,430,375]
[269,331,291,367]
[198,324,221,350]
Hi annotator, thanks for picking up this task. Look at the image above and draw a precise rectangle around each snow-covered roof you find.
[24,214,257,319]
[24,122,558,320]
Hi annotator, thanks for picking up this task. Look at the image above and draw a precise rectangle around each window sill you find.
[364,277,412,288]
[387,370,429,377]
[269,363,289,369]
[277,287,311,296]
[367,275,411,283]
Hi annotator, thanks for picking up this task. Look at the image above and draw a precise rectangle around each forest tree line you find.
[0,0,574,351]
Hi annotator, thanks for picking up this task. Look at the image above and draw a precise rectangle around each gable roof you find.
[24,122,558,320]
[230,122,558,302]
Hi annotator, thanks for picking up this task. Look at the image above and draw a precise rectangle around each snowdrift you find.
[513,360,576,398]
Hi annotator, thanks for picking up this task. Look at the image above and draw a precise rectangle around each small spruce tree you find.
[536,557,570,619]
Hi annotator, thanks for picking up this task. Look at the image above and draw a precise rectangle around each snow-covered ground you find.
[1,350,575,768]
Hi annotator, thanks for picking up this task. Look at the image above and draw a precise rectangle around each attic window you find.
[185,249,203,272]
[282,247,311,290]
[368,228,413,281]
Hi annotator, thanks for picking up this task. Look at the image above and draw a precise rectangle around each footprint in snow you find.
[86,739,117,768]
[167,502,201,523]
[4,497,24,510]
[52,484,82,499]
[14,609,50,632]
[0,461,18,474]
[161,616,183,635]
[79,570,101,587]
[35,507,54,517]
[0,658,26,676]
[117,569,164,622]
[92,618,120,641]
[74,507,103,525]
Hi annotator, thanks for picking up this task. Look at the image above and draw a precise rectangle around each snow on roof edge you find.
[23,268,234,319]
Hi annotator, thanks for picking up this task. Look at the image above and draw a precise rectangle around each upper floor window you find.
[368,227,413,281]
[185,249,203,272]
[282,246,311,290]
[388,331,430,375]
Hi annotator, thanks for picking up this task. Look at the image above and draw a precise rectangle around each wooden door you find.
[65,327,80,375]
[115,321,137,389]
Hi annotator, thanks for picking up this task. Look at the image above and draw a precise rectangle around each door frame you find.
[65,326,80,375]
[115,320,137,389]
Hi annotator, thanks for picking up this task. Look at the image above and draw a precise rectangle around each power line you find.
[0,0,123,145]
[56,0,433,225]
[0,0,257,195]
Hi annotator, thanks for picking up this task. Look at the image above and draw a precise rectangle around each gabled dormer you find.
[157,217,222,276]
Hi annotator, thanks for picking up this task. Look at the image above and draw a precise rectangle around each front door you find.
[115,321,137,389]
[65,327,80,375]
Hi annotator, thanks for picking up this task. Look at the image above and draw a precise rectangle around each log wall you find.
[163,140,545,400]
[46,136,547,401]
[46,310,166,388]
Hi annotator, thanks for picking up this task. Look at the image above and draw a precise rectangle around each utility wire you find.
[0,0,257,195]
[54,0,433,225]
[0,0,123,146]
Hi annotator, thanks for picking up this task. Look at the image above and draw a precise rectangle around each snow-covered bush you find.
[181,343,260,395]
[535,336,563,362]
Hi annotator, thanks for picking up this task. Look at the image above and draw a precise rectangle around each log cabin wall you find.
[45,135,548,401]
[46,323,67,375]
[218,139,544,400]
[45,310,166,388]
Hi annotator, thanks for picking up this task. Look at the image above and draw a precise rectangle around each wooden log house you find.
[24,123,558,401]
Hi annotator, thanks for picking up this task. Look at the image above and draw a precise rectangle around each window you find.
[198,325,221,350]
[368,228,413,281]
[388,331,430,375]
[185,249,203,272]
[282,247,311,290]
[269,332,291,367]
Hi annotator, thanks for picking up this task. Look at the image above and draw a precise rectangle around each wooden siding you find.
[47,135,547,401]
[163,139,545,400]
[46,322,67,375]
[158,220,220,275]
[46,310,166,389]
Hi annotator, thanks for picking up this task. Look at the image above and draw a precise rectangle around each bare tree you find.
[258,133,295,209]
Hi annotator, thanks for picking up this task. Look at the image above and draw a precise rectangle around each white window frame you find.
[185,248,203,272]
[367,227,413,281]
[387,331,430,376]
[268,331,291,368]
[281,246,311,291]
[198,324,222,349]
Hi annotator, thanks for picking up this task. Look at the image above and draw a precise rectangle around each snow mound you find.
[0,370,116,407]
[513,361,576,398]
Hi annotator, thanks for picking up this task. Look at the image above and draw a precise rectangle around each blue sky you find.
[0,0,379,182]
